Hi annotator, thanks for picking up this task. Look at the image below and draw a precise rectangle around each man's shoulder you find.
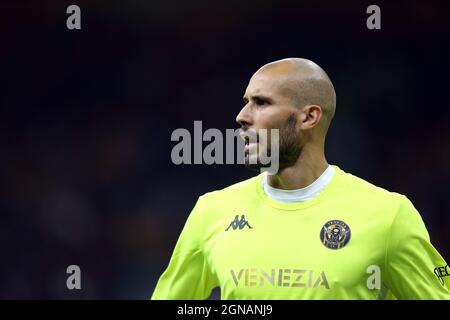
[334,165,408,206]
[195,166,412,210]
[198,174,261,204]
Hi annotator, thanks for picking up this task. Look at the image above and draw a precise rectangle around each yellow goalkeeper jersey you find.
[151,165,450,299]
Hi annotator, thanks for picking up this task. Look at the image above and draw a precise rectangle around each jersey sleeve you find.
[151,196,218,300]
[384,196,450,299]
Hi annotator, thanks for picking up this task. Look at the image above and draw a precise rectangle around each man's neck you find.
[267,143,329,190]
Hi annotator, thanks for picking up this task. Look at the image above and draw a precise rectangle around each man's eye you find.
[254,98,269,106]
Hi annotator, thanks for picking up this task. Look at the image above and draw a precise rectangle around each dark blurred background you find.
[0,0,449,299]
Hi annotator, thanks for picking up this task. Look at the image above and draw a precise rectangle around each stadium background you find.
[1,1,449,298]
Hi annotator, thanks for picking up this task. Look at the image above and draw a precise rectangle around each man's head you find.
[236,58,336,172]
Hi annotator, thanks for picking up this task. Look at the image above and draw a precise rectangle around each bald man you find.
[152,58,450,300]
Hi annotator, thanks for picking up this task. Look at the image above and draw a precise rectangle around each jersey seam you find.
[337,177,396,198]
[383,195,407,297]
[198,195,220,293]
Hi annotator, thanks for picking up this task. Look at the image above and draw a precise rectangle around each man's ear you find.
[301,105,322,129]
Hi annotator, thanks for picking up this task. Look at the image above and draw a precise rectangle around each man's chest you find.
[203,206,388,298]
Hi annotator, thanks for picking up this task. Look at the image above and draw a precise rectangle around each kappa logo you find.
[225,215,253,231]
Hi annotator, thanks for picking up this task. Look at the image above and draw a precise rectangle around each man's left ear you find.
[303,105,322,129]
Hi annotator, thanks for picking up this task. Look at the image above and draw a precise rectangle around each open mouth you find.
[244,140,258,157]
[240,129,259,157]
[240,129,258,144]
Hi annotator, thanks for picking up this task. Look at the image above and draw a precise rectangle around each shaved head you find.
[237,57,336,172]
[255,58,336,134]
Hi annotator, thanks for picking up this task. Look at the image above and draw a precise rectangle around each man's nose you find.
[236,103,253,127]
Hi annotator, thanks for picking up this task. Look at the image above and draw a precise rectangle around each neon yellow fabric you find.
[152,165,450,300]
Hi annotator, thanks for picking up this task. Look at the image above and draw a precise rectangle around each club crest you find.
[320,220,351,249]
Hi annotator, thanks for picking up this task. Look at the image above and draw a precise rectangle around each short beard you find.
[244,113,302,172]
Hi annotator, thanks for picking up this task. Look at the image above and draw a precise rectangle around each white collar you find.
[262,165,335,204]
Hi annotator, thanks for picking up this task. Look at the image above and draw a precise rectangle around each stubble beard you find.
[244,113,302,173]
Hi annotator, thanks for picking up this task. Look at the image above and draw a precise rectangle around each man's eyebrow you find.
[243,95,274,103]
